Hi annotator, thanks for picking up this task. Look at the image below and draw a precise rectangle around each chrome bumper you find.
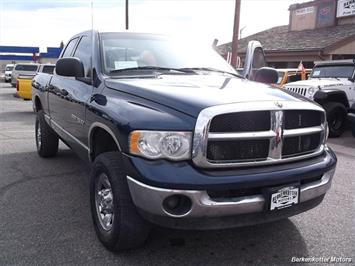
[127,168,335,218]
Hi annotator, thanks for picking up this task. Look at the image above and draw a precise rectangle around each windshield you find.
[311,65,355,79]
[14,64,38,71]
[5,66,14,71]
[100,33,236,76]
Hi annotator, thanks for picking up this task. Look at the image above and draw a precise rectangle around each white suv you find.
[4,64,14,82]
[284,60,355,137]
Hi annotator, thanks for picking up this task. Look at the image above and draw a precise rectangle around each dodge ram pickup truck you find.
[32,31,337,251]
[284,60,355,137]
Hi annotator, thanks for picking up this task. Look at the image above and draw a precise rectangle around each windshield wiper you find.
[178,67,244,78]
[109,66,194,75]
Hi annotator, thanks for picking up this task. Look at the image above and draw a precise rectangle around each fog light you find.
[162,194,192,217]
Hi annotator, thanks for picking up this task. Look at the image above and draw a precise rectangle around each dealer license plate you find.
[270,185,299,211]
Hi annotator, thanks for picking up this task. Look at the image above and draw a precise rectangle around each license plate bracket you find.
[263,183,300,211]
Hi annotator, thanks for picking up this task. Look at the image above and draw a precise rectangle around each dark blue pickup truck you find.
[32,31,337,251]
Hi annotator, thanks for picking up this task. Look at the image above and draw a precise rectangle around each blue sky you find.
[0,0,306,50]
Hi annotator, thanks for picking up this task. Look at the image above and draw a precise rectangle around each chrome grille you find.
[209,111,270,132]
[285,86,308,96]
[192,101,326,168]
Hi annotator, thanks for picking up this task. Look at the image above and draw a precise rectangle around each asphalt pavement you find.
[0,81,354,265]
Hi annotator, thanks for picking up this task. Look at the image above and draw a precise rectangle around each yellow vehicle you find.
[16,64,55,100]
[275,68,311,88]
[16,76,33,100]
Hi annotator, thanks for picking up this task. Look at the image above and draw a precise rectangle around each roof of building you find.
[218,23,355,54]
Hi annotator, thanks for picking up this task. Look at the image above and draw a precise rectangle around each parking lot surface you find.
[0,81,354,265]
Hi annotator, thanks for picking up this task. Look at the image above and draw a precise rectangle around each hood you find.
[105,74,308,117]
[285,78,352,89]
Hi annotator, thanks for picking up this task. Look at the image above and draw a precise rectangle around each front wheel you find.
[323,102,347,138]
[35,110,59,157]
[90,152,151,251]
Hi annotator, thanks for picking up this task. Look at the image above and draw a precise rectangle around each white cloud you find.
[0,0,306,50]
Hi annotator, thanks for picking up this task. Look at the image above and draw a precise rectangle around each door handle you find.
[60,89,69,96]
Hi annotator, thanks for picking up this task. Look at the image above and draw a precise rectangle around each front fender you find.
[314,89,349,108]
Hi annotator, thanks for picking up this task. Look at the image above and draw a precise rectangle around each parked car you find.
[275,68,311,88]
[32,31,336,251]
[284,60,355,137]
[16,64,55,100]
[349,103,355,137]
[4,64,14,82]
[11,63,39,87]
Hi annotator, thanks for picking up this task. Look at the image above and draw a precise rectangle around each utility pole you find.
[231,0,241,68]
[125,0,129,30]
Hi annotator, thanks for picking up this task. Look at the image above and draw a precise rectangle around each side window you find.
[62,38,79,58]
[73,36,91,77]
[252,48,266,69]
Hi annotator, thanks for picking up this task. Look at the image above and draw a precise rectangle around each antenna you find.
[91,1,94,85]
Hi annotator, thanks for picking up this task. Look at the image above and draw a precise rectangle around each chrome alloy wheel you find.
[95,173,114,231]
[36,122,42,148]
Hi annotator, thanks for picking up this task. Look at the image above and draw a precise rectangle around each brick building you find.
[218,0,355,68]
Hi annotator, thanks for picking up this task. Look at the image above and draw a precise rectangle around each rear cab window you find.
[42,66,55,74]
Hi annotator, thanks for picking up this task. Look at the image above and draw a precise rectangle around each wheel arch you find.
[314,90,350,108]
[88,123,122,162]
[34,96,43,112]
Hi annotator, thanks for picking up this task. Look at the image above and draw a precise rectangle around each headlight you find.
[307,87,315,96]
[129,131,192,160]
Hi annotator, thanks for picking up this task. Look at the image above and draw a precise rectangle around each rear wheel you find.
[323,102,347,138]
[35,110,59,157]
[90,152,151,251]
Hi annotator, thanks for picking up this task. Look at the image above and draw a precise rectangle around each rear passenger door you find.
[48,35,93,151]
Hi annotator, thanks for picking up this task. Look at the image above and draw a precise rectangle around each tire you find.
[323,102,347,138]
[90,152,151,251]
[351,122,355,138]
[35,110,59,157]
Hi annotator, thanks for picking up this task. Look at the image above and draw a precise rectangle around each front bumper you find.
[127,167,335,229]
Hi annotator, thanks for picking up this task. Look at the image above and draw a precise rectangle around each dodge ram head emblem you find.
[275,102,283,108]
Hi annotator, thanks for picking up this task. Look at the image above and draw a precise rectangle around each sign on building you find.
[316,0,336,28]
[337,0,355,18]
[295,6,315,16]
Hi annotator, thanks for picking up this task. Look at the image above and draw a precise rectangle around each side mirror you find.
[254,67,278,84]
[55,57,84,77]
